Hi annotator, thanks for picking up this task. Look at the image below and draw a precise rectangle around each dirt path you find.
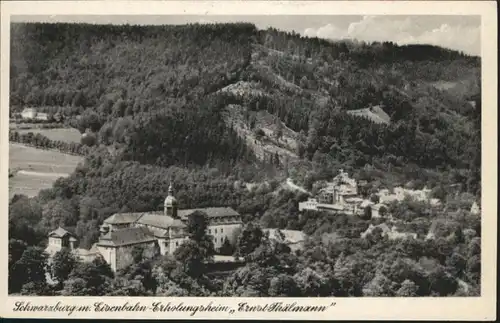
[285,178,309,194]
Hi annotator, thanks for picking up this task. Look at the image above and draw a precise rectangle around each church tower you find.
[164,182,178,218]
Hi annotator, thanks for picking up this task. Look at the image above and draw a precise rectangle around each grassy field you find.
[9,143,83,199]
[16,127,82,144]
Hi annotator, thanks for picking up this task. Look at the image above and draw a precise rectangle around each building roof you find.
[74,248,99,256]
[104,207,240,227]
[213,255,244,263]
[178,207,240,220]
[103,212,144,224]
[48,226,75,239]
[317,203,344,210]
[97,227,156,247]
[136,213,186,229]
[22,108,36,113]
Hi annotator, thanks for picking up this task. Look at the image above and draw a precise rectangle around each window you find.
[208,229,211,234]
[215,228,218,234]
[214,237,217,243]
[221,228,224,233]
[175,242,179,247]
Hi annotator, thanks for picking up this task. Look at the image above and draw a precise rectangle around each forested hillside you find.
[9,22,481,297]
[10,23,480,185]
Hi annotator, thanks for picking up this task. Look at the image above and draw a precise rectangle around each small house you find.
[21,108,37,120]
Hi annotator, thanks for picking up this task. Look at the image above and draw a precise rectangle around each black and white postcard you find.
[0,1,497,320]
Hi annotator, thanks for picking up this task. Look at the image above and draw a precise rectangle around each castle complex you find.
[299,169,368,216]
[45,184,243,272]
[298,169,442,218]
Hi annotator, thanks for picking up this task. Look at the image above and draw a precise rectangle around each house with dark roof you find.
[46,227,78,256]
[45,227,100,264]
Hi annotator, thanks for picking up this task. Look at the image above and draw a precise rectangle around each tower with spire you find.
[164,182,178,218]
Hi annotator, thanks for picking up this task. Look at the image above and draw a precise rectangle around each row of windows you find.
[209,217,241,224]
[213,236,227,243]
[167,234,227,248]
[208,228,223,234]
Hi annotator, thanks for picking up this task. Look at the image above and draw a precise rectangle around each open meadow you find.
[16,127,82,144]
[9,143,83,199]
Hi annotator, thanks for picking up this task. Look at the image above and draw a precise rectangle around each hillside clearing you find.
[9,143,83,198]
[347,105,391,125]
[222,104,299,164]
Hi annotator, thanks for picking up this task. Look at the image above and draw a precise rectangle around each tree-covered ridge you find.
[10,23,480,184]
[11,22,255,108]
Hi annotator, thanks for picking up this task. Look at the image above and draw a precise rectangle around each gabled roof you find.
[97,227,156,247]
[103,212,144,224]
[103,207,240,229]
[136,213,186,229]
[178,207,240,219]
[48,226,75,239]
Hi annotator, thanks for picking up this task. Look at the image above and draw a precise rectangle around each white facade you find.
[21,108,37,119]
[208,223,242,249]
[97,245,117,272]
[298,198,319,211]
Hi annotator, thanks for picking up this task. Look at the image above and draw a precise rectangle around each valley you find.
[8,21,481,298]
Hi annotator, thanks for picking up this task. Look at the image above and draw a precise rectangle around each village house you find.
[21,108,37,119]
[470,201,480,215]
[20,107,48,121]
[370,203,389,218]
[45,183,243,272]
[45,227,100,263]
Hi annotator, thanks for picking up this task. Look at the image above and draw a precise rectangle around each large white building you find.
[45,184,243,272]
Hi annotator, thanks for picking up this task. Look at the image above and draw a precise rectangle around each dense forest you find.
[9,22,481,297]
